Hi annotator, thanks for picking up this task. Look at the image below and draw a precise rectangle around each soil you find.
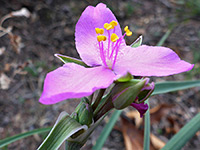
[0,0,200,150]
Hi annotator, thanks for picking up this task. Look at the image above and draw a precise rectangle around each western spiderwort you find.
[39,3,193,108]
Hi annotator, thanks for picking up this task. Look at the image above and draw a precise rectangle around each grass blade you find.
[156,29,172,46]
[162,112,200,150]
[153,80,200,96]
[92,110,122,150]
[0,127,51,148]
[143,100,150,150]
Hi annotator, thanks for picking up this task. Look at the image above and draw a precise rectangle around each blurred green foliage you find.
[24,61,57,77]
[176,0,200,19]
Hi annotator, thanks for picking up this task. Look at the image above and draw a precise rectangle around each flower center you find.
[95,21,132,70]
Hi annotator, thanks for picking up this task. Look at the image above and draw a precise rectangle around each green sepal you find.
[54,54,89,67]
[130,35,143,48]
[116,72,133,82]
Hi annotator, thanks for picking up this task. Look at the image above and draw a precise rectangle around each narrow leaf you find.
[153,80,200,95]
[143,100,150,150]
[54,54,89,67]
[92,110,122,150]
[161,112,200,150]
[37,112,87,150]
[0,128,51,148]
[156,29,172,46]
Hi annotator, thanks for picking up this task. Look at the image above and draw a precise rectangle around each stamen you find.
[126,30,132,36]
[95,23,132,69]
[110,20,118,29]
[95,28,104,34]
[124,26,129,32]
[97,35,107,42]
[104,23,112,30]
[109,33,125,59]
[98,40,107,67]
[111,33,119,42]
[109,39,120,59]
[107,30,111,58]
[112,39,123,69]
[124,26,132,36]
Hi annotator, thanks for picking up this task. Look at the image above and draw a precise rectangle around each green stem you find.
[93,95,114,121]
[92,89,106,111]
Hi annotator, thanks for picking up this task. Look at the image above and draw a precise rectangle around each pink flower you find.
[39,3,193,105]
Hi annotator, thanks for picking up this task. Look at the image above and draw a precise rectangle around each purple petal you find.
[39,63,115,105]
[114,45,194,76]
[130,102,148,118]
[75,3,124,67]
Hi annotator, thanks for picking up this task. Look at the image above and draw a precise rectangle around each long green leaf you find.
[38,112,87,150]
[0,127,51,148]
[92,110,122,150]
[153,80,200,95]
[143,100,150,150]
[162,112,200,150]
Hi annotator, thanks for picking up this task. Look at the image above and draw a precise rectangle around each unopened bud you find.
[73,97,93,126]
[137,79,155,103]
[75,97,89,113]
[111,79,147,109]
[78,103,93,126]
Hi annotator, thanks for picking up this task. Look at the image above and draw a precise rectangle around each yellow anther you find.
[99,29,104,34]
[111,33,119,42]
[95,28,104,34]
[95,28,100,34]
[124,26,132,36]
[97,35,107,42]
[124,26,129,32]
[110,20,118,29]
[126,29,132,36]
[104,23,112,30]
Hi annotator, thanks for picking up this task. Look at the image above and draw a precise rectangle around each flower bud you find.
[130,79,154,117]
[137,79,155,103]
[78,103,93,126]
[111,79,147,109]
[73,97,93,126]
